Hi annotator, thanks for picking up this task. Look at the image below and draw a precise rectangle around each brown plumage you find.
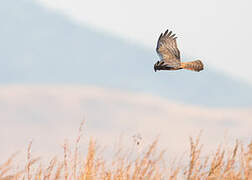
[154,29,204,72]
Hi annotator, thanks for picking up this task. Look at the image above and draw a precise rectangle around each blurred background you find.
[1,0,251,160]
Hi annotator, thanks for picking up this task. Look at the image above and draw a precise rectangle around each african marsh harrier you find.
[154,29,204,72]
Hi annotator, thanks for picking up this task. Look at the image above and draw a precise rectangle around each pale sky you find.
[37,0,252,84]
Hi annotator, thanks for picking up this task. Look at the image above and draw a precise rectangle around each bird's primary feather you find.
[156,29,181,68]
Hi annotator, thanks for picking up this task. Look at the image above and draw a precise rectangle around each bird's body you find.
[154,29,204,72]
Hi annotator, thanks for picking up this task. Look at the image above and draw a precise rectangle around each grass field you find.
[1,122,251,180]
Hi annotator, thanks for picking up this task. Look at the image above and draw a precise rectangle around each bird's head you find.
[154,61,160,72]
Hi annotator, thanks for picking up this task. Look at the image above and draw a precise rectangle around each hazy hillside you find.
[1,0,252,106]
[0,85,251,160]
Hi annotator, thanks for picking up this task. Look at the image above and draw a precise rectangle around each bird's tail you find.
[181,60,204,72]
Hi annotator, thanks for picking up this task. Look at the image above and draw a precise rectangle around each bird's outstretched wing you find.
[156,29,181,67]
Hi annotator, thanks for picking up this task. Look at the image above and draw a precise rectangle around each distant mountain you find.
[1,0,252,107]
[0,85,251,160]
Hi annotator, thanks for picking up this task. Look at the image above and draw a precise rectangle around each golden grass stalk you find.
[1,124,252,180]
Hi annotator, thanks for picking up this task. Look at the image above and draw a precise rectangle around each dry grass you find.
[0,123,252,180]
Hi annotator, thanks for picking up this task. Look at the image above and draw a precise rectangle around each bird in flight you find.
[154,29,204,72]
